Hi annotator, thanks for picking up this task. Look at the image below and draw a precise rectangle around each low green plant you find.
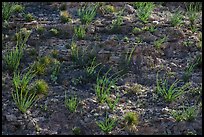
[185,2,200,25]
[13,66,36,94]
[111,9,123,32]
[132,27,142,35]
[4,45,23,72]
[154,36,167,49]
[72,127,81,135]
[86,57,101,79]
[183,40,193,47]
[123,36,129,42]
[31,79,49,96]
[125,46,136,66]
[183,59,199,82]
[60,10,71,23]
[24,13,34,22]
[36,26,46,34]
[124,112,139,126]
[95,69,116,104]
[170,9,183,27]
[65,92,79,113]
[171,105,198,121]
[74,25,86,39]
[104,5,116,13]
[13,4,24,13]
[51,49,59,58]
[106,94,120,111]
[4,28,31,72]
[133,2,155,23]
[2,2,15,22]
[70,41,88,67]
[78,3,98,25]
[50,28,59,36]
[33,56,52,75]
[143,24,156,33]
[12,66,38,113]
[189,25,198,33]
[96,113,117,133]
[156,73,191,102]
[50,59,61,83]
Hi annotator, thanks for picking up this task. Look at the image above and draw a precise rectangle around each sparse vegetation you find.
[170,9,183,27]
[12,66,38,113]
[124,112,139,126]
[2,2,15,22]
[133,2,155,23]
[74,25,86,39]
[24,13,35,22]
[4,28,31,72]
[78,3,98,25]
[96,113,117,133]
[156,73,191,102]
[154,36,167,49]
[60,10,72,23]
[171,105,199,121]
[65,92,79,113]
[50,28,59,36]
[2,2,202,135]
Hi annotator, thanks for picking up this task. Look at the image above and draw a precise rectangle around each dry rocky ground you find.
[2,2,202,135]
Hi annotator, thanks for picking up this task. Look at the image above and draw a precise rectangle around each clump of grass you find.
[106,94,120,111]
[13,66,36,94]
[133,2,155,23]
[111,9,123,32]
[183,58,199,82]
[4,45,23,72]
[120,45,136,73]
[65,92,79,113]
[60,10,72,23]
[50,28,59,36]
[185,2,200,25]
[74,25,86,40]
[33,56,52,75]
[182,40,194,47]
[170,9,183,27]
[72,127,81,135]
[12,66,38,113]
[31,79,49,96]
[124,112,139,126]
[95,68,116,104]
[156,73,191,102]
[103,5,116,13]
[123,36,129,42]
[50,59,61,83]
[129,83,145,94]
[78,3,98,25]
[13,4,24,13]
[86,57,101,80]
[24,13,34,22]
[143,24,156,33]
[171,105,199,122]
[132,27,142,35]
[51,49,59,58]
[4,28,31,72]
[36,26,46,34]
[70,41,86,67]
[154,36,167,49]
[2,2,15,22]
[96,113,117,134]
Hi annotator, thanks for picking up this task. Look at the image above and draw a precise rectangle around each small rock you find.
[125,4,136,14]
[6,114,17,122]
